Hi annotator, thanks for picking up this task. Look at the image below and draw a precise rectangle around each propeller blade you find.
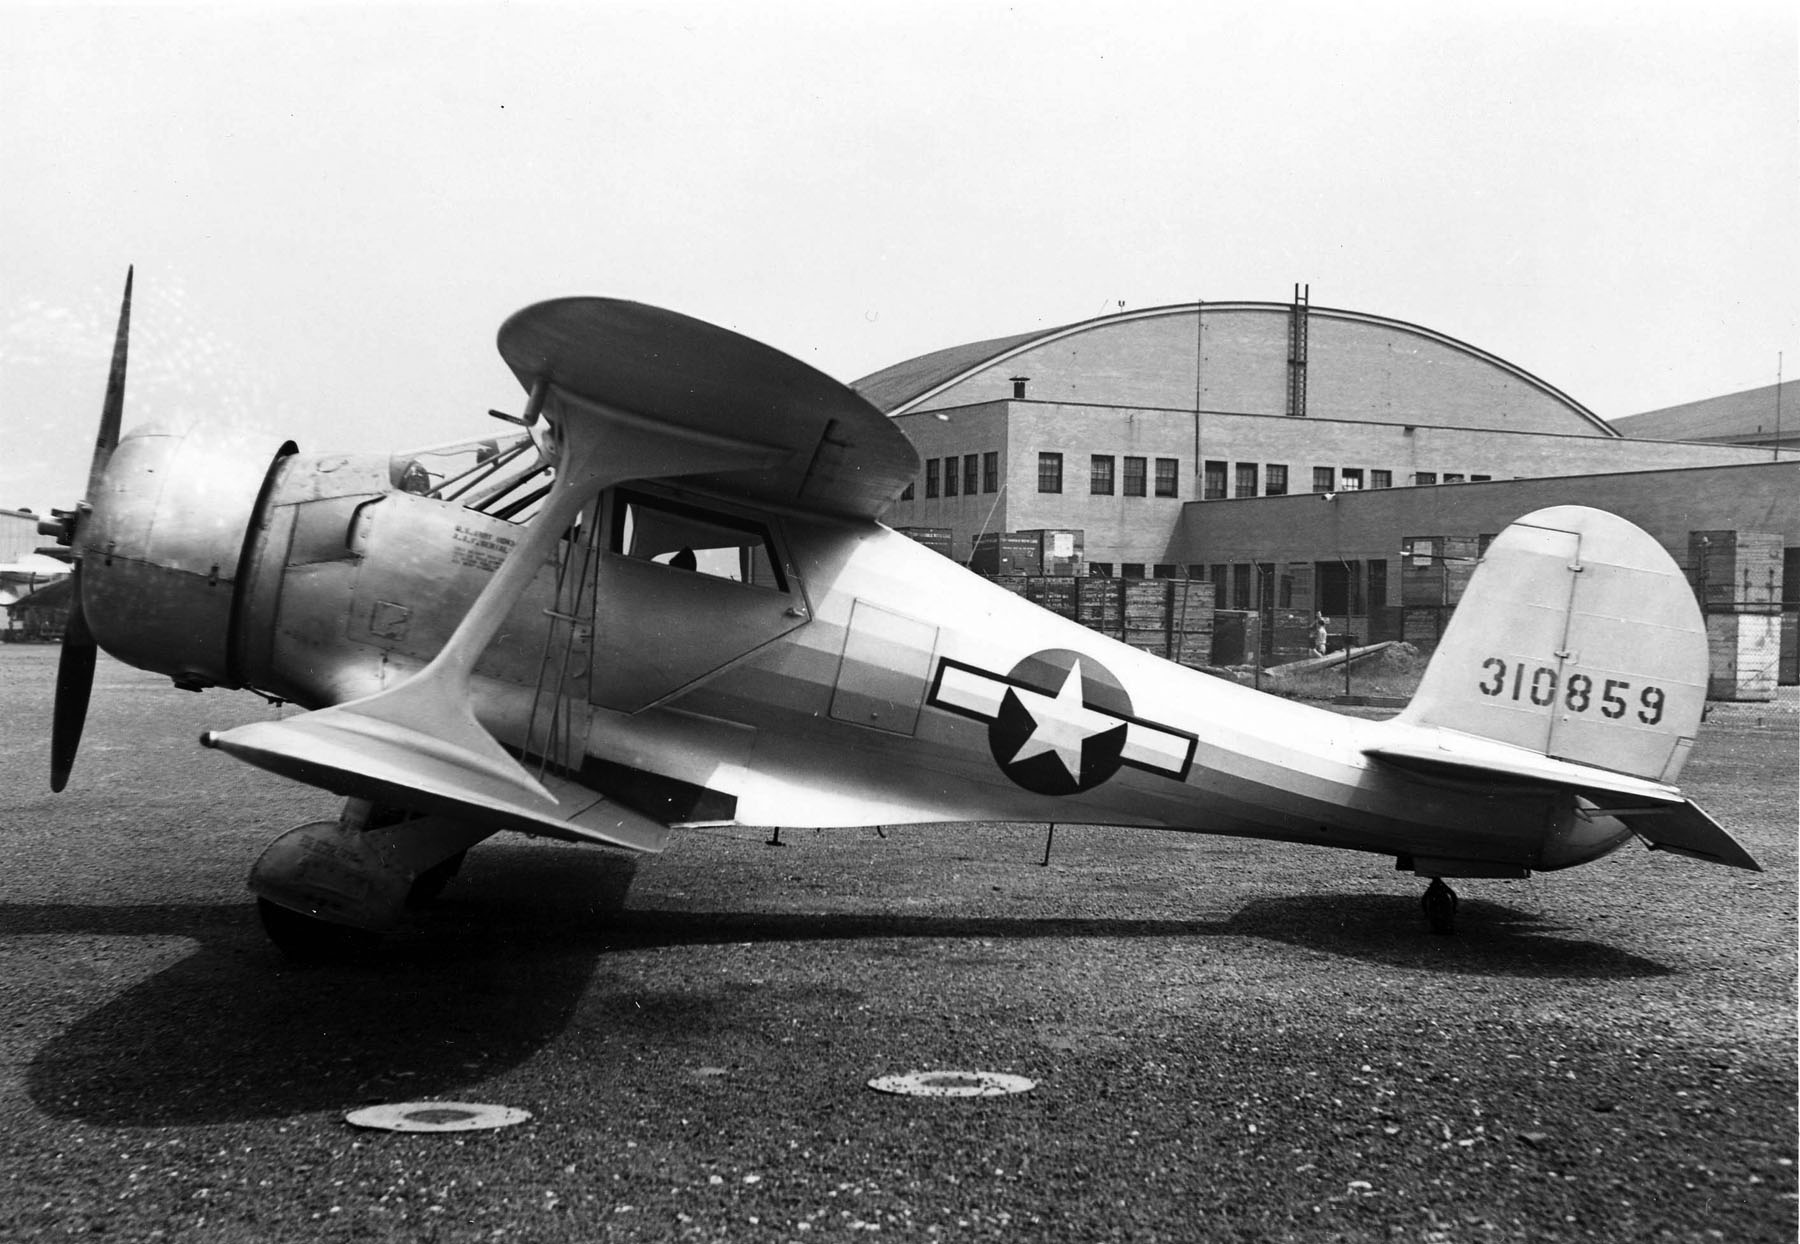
[50,564,96,792]
[84,266,133,503]
[51,267,132,791]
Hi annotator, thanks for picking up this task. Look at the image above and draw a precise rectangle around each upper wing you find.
[497,297,920,520]
[206,296,916,845]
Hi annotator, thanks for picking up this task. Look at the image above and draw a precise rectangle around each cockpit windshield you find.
[388,431,552,521]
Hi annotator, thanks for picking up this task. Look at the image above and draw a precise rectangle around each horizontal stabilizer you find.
[1609,800,1761,872]
[203,716,669,854]
[1366,729,1759,871]
[1366,730,1686,804]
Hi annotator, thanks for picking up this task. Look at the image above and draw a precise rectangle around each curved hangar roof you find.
[854,301,1614,439]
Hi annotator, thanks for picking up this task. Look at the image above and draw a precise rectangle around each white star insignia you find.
[1004,660,1122,782]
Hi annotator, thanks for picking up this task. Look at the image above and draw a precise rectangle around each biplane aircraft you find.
[39,271,1759,956]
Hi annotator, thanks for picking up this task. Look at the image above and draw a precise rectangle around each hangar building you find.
[860,295,1796,693]
[865,296,1774,574]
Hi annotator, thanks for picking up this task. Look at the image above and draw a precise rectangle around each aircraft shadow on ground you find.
[12,856,1666,1128]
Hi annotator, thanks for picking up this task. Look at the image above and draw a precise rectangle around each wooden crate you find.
[1402,607,1447,647]
[1706,612,1781,701]
[1172,631,1216,668]
[1169,581,1216,634]
[970,533,1043,576]
[1689,530,1784,613]
[1124,629,1170,658]
[1025,576,1079,619]
[896,527,954,558]
[1210,611,1259,666]
[1077,578,1123,636]
[1123,580,1171,627]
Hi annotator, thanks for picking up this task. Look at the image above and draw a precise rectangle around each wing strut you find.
[204,380,788,848]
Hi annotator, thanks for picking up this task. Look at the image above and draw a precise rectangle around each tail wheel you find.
[1422,878,1459,935]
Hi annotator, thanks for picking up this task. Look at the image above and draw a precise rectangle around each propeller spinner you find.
[39,267,132,791]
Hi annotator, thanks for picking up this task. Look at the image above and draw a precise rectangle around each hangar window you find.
[1443,473,1465,484]
[1231,565,1252,610]
[982,452,999,493]
[1208,564,1227,591]
[1121,563,1145,579]
[1315,560,1364,617]
[1341,468,1364,491]
[964,454,981,495]
[1264,465,1288,496]
[1369,558,1389,609]
[1153,564,1178,579]
[1124,457,1147,497]
[1090,455,1115,495]
[924,459,939,499]
[1155,458,1179,497]
[1312,467,1335,494]
[944,459,959,497]
[1471,474,1492,482]
[1204,460,1228,500]
[1089,562,1113,577]
[1413,472,1438,486]
[1235,463,1258,498]
[1037,453,1063,493]
[1369,470,1393,489]
[901,482,914,501]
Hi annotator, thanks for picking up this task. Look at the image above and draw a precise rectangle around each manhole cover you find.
[867,1071,1036,1098]
[346,1102,532,1132]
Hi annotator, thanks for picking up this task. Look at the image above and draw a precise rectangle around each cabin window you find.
[397,430,550,521]
[611,490,785,591]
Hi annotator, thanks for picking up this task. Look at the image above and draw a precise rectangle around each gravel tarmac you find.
[1,646,1794,1242]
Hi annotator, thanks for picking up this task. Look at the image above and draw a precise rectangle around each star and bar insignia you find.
[928,649,1196,796]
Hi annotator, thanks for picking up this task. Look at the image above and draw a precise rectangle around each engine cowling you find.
[80,421,293,691]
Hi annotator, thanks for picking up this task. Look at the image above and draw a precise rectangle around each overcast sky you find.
[3,1,1795,514]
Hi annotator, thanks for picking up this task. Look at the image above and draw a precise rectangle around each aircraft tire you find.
[256,898,379,964]
[406,850,467,908]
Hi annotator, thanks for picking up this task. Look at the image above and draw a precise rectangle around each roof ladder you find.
[1287,283,1310,418]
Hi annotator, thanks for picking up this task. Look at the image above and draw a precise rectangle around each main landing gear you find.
[249,799,492,962]
[1421,877,1459,935]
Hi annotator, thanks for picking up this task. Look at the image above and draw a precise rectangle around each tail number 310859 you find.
[1477,657,1666,725]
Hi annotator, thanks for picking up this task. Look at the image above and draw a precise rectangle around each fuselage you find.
[84,424,1634,876]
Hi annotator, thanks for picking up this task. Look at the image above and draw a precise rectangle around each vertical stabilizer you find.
[1397,506,1708,784]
